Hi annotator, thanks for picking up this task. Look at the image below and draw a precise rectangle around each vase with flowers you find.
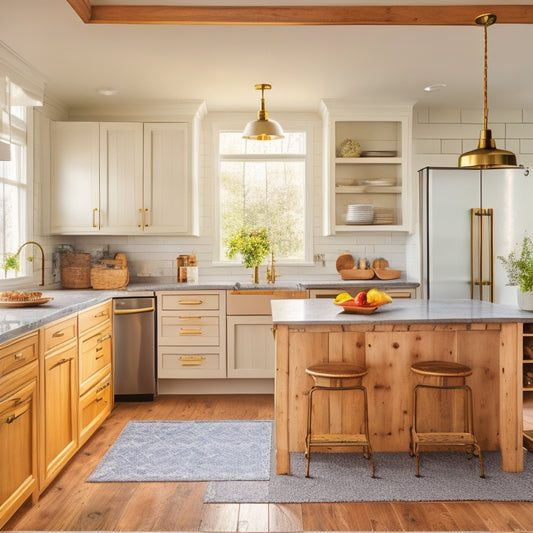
[226,227,271,283]
[497,235,533,310]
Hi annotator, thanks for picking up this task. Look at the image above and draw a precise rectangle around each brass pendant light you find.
[243,83,284,140]
[458,13,517,168]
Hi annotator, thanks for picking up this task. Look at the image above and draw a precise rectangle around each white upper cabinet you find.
[143,123,194,234]
[50,122,100,234]
[320,100,413,235]
[48,105,203,235]
[99,122,143,233]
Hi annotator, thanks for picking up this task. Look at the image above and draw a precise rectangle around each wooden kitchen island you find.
[271,298,533,475]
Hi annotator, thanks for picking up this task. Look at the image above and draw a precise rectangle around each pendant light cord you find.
[483,22,489,131]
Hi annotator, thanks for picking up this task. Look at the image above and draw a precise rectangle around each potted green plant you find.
[1,253,20,278]
[225,227,270,283]
[498,235,533,310]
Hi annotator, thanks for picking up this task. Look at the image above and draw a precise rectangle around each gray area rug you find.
[87,420,272,482]
[205,447,533,503]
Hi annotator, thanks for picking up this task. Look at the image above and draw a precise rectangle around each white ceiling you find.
[1,0,533,114]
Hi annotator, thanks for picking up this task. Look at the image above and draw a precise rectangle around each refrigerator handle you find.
[471,208,494,302]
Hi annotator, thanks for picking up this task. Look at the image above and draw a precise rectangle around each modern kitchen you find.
[2,1,533,531]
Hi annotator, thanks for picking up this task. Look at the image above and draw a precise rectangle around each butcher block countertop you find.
[272,297,530,476]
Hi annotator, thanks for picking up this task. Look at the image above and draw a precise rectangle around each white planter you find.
[517,289,533,311]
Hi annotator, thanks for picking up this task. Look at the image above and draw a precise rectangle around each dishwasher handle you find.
[114,306,155,315]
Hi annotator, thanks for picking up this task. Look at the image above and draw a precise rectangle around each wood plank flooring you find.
[3,394,533,532]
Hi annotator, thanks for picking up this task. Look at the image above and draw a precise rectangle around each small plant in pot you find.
[497,235,533,310]
[225,227,270,283]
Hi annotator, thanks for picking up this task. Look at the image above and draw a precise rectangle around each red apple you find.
[354,291,368,306]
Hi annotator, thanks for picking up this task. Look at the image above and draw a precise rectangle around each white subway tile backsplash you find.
[441,139,462,154]
[428,108,461,123]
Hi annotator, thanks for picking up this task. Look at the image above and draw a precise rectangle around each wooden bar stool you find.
[305,362,375,478]
[410,360,484,478]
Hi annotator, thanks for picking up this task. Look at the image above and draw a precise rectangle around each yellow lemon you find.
[334,292,353,304]
[366,288,392,305]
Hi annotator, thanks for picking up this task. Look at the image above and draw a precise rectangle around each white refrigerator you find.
[419,166,532,305]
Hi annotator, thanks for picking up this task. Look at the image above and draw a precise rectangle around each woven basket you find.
[61,253,92,288]
[90,265,129,290]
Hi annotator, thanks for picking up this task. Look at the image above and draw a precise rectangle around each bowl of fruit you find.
[333,289,392,314]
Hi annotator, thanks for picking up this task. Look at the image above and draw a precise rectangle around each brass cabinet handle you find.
[179,328,202,335]
[178,299,204,305]
[52,330,65,338]
[178,315,202,320]
[6,406,29,424]
[50,357,73,370]
[92,207,99,228]
[97,334,112,343]
[94,311,108,318]
[178,356,206,366]
[96,381,111,394]
[13,352,24,360]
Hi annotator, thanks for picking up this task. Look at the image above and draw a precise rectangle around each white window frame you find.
[0,107,34,289]
[212,116,314,266]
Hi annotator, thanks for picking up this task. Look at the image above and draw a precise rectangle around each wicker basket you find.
[90,265,129,290]
[61,253,91,289]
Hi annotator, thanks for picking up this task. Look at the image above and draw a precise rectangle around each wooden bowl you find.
[336,253,355,272]
[373,268,401,280]
[340,269,375,280]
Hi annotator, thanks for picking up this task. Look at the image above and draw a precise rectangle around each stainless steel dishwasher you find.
[113,296,156,401]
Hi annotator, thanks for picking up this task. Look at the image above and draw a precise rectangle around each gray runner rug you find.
[205,448,533,503]
[87,420,272,482]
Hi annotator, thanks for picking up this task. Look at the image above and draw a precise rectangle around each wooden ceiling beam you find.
[66,3,533,25]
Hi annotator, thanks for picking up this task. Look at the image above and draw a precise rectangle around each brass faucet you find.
[16,241,45,286]
[266,249,279,284]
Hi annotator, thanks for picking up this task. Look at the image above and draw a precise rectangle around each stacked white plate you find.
[345,204,374,224]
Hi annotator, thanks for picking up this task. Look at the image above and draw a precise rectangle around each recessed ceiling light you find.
[424,83,447,92]
[97,87,118,96]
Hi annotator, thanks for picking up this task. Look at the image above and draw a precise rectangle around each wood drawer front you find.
[158,347,225,378]
[159,316,219,345]
[79,371,112,446]
[0,332,39,379]
[44,316,77,353]
[160,293,219,311]
[78,301,112,333]
[79,326,112,393]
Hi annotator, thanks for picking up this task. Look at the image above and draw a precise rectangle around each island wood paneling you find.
[275,322,522,474]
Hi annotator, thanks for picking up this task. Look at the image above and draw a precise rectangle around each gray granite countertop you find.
[271,298,533,325]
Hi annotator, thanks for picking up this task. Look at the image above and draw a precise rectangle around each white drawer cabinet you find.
[156,291,226,379]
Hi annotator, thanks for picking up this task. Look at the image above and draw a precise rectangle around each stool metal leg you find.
[305,384,375,478]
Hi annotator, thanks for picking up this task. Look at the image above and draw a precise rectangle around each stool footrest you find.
[309,433,369,445]
[413,432,477,446]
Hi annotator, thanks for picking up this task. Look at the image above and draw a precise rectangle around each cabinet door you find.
[227,315,275,378]
[144,123,196,234]
[0,375,38,529]
[100,123,143,233]
[40,343,78,490]
[50,122,100,234]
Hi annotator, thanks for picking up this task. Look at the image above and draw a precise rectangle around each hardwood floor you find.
[3,394,533,532]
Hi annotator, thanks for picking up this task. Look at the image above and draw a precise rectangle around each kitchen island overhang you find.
[271,298,532,475]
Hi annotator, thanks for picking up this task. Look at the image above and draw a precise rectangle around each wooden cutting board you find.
[335,253,355,272]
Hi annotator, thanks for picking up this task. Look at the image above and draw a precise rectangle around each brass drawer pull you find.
[97,334,112,343]
[50,357,73,370]
[178,315,202,320]
[178,299,203,305]
[179,328,202,335]
[6,406,29,424]
[52,330,65,338]
[178,356,206,366]
[95,311,108,318]
[13,352,24,360]
[96,381,111,394]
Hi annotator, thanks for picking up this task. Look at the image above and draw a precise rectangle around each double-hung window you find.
[0,103,28,280]
[218,126,311,263]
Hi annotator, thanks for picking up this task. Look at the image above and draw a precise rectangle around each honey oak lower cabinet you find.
[78,301,113,447]
[0,332,39,529]
[39,315,78,494]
